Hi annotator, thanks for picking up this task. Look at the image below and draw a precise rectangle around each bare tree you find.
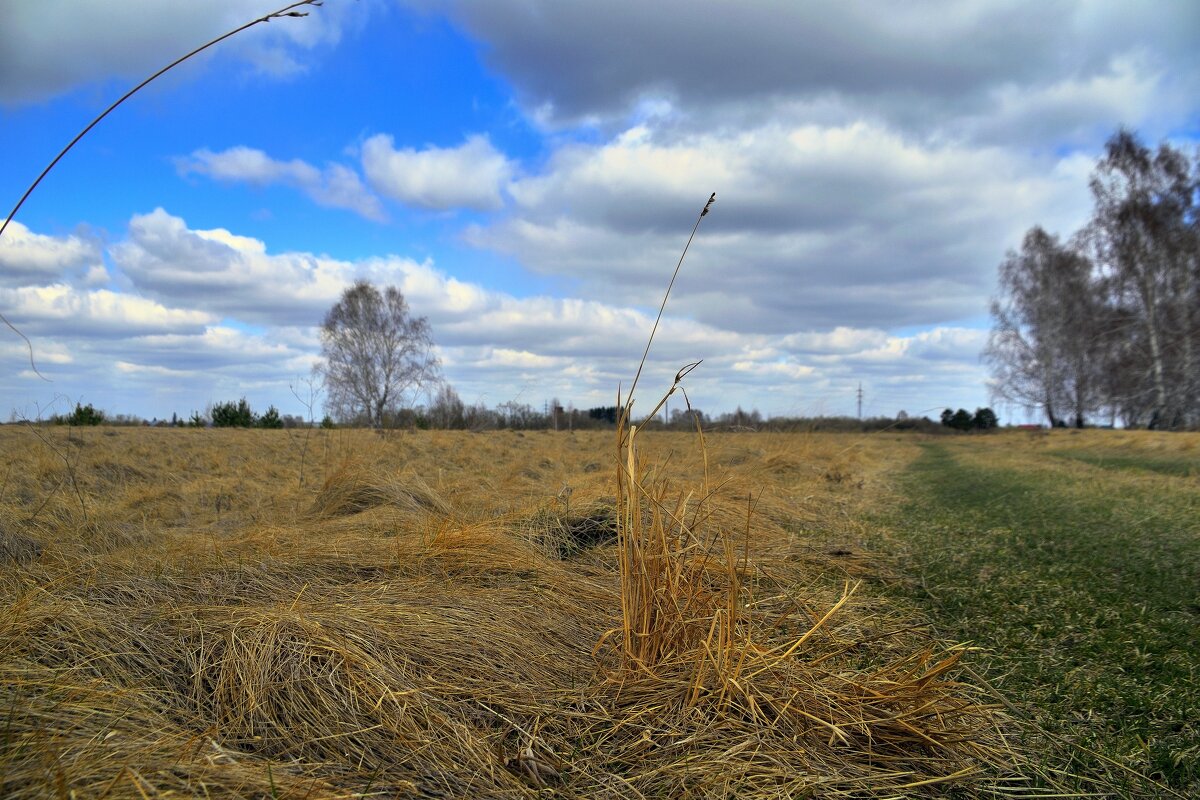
[428,383,466,429]
[1088,130,1199,428]
[985,227,1101,427]
[317,281,440,428]
[986,129,1200,430]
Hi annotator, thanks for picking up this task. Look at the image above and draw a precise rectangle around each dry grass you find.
[0,424,1023,798]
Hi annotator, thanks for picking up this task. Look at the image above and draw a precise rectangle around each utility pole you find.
[857,382,863,420]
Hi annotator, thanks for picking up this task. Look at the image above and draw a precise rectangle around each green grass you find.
[880,439,1200,797]
[1049,449,1200,478]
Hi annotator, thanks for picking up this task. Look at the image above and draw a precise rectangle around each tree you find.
[317,281,440,428]
[211,398,254,428]
[428,383,466,429]
[1087,129,1199,429]
[588,406,620,425]
[972,407,998,430]
[48,402,104,425]
[66,402,104,426]
[984,227,1102,427]
[940,408,974,432]
[257,405,283,429]
[670,407,707,428]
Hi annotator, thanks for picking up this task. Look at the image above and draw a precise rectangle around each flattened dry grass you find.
[0,426,1022,798]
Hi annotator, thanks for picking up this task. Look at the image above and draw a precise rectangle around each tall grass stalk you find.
[612,193,743,684]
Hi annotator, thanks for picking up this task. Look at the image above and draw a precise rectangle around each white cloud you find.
[0,339,73,365]
[732,361,816,380]
[0,212,1004,420]
[781,327,889,355]
[110,208,363,325]
[179,147,385,221]
[468,120,1095,331]
[0,220,102,287]
[964,55,1166,146]
[0,284,214,338]
[361,134,514,211]
[114,361,197,378]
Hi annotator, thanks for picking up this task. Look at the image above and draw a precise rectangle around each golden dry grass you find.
[0,425,1024,798]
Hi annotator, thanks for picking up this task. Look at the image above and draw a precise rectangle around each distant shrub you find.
[211,398,255,428]
[941,407,999,432]
[973,407,999,430]
[588,406,620,425]
[258,405,283,429]
[320,415,335,429]
[66,402,105,426]
[50,402,104,426]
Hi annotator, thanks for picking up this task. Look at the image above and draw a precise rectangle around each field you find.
[0,424,1196,798]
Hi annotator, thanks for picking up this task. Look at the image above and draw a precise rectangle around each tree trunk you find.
[1139,270,1170,428]
[1043,385,1059,428]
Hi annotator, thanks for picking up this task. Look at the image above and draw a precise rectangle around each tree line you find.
[34,395,996,434]
[986,129,1199,429]
[312,282,1000,433]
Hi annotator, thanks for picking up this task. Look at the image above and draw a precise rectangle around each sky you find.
[1,1,1197,424]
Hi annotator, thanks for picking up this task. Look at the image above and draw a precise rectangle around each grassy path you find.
[880,437,1199,797]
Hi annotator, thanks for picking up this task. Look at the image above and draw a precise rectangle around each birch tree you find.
[985,227,1101,427]
[318,281,440,428]
[1088,130,1199,428]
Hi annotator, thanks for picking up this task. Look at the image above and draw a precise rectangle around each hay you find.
[0,526,42,566]
[308,460,452,519]
[0,427,1032,798]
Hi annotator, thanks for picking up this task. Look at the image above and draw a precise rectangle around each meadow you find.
[0,424,1196,798]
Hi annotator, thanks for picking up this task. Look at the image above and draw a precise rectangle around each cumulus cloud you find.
[122,326,312,374]
[0,221,104,287]
[0,212,1003,419]
[962,55,1167,146]
[179,147,385,221]
[361,134,514,211]
[0,0,353,105]
[0,284,214,338]
[110,208,362,326]
[467,120,1095,332]
[0,339,73,366]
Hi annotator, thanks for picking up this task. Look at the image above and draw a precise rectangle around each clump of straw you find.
[596,192,1015,795]
[308,458,450,518]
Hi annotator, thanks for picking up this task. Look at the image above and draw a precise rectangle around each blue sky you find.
[2,0,1197,423]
